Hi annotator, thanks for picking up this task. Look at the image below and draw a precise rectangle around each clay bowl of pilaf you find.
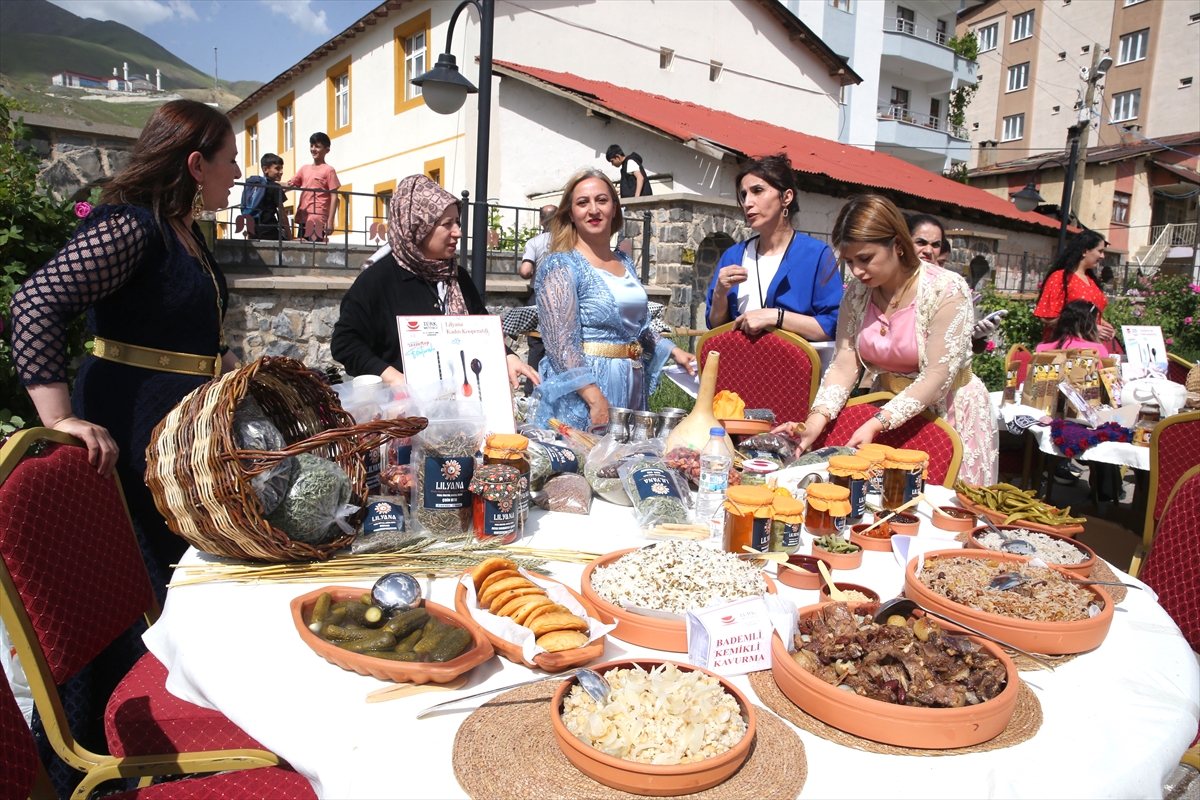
[964,525,1098,578]
[903,550,1113,655]
[770,602,1020,749]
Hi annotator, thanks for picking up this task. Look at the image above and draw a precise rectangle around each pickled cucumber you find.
[360,593,373,606]
[363,605,385,627]
[394,629,424,653]
[428,628,472,662]
[412,622,452,654]
[323,624,382,642]
[385,609,430,639]
[370,650,423,661]
[338,631,397,652]
[332,600,370,625]
[311,593,333,624]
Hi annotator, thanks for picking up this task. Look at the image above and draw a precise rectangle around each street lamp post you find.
[1010,124,1083,256]
[411,0,495,299]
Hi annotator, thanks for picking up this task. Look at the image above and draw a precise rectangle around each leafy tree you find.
[0,96,93,435]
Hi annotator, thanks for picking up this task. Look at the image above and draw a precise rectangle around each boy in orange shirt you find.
[288,132,341,241]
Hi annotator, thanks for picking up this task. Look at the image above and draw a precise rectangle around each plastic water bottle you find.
[695,427,733,537]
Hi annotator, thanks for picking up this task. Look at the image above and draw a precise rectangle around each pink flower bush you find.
[74,202,92,218]
[985,340,996,352]
[1186,317,1194,325]
[1166,338,1174,345]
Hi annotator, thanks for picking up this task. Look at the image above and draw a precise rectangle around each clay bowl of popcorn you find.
[581,545,777,653]
[551,659,756,796]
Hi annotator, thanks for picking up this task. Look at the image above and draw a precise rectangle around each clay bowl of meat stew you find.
[770,601,1020,749]
[904,549,1113,655]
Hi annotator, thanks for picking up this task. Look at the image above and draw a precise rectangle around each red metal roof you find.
[495,60,1068,235]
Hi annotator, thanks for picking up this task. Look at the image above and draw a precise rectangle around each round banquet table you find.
[144,483,1199,799]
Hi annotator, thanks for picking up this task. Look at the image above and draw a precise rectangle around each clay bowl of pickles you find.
[810,536,863,570]
[291,585,494,684]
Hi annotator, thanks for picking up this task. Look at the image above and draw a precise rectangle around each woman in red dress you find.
[1033,231,1115,346]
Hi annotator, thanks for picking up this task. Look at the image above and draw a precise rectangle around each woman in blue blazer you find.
[705,154,842,340]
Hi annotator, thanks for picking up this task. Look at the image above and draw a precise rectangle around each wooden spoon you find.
[816,559,847,601]
[739,546,798,568]
[367,674,468,704]
[857,494,923,537]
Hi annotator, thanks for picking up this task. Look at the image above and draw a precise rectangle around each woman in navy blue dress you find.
[9,99,242,794]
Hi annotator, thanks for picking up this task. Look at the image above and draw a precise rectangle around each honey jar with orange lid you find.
[881,449,928,510]
[804,482,851,536]
[828,455,871,523]
[854,444,892,501]
[483,434,530,520]
[722,485,775,554]
[770,495,805,554]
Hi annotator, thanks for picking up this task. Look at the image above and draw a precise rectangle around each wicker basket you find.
[146,357,427,562]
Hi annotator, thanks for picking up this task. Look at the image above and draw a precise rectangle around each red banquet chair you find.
[1166,353,1193,386]
[808,392,964,487]
[1142,411,1200,551]
[0,669,313,800]
[696,322,822,424]
[0,428,303,799]
[1138,463,1200,652]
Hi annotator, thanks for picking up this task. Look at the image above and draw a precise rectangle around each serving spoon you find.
[816,559,847,601]
[740,545,804,571]
[976,516,1035,556]
[857,494,923,537]
[988,571,1141,592]
[872,597,1056,672]
[417,667,610,719]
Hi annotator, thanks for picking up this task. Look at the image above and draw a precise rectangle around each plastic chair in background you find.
[807,392,964,488]
[696,322,822,424]
[0,428,289,799]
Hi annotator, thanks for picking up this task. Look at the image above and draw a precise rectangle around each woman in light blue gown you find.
[533,169,696,430]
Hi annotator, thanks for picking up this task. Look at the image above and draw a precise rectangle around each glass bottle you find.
[469,464,523,545]
[721,485,775,554]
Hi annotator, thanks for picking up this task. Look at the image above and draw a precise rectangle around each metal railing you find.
[1149,222,1197,248]
[877,104,969,139]
[886,17,948,46]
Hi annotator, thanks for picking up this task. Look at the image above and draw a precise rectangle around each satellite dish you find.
[1094,55,1114,78]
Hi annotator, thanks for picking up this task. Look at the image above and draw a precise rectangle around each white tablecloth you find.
[145,485,1199,799]
[989,391,1151,471]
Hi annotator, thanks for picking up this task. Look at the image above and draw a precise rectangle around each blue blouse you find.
[532,249,674,430]
[704,233,843,338]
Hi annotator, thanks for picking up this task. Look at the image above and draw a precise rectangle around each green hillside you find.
[0,0,260,96]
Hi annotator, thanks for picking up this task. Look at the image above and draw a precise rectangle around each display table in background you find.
[145,484,1199,799]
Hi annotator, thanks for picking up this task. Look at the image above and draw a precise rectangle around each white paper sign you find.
[686,595,773,676]
[397,315,515,434]
[1121,325,1168,368]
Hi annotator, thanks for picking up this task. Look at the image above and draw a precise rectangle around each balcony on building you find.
[875,103,970,172]
[880,9,978,89]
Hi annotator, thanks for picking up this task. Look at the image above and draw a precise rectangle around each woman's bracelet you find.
[807,408,832,423]
[776,307,785,329]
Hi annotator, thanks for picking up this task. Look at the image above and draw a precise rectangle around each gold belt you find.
[877,363,974,396]
[581,341,644,360]
[92,337,221,378]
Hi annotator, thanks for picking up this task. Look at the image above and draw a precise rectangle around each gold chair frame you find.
[695,322,823,412]
[1141,410,1200,552]
[0,428,282,800]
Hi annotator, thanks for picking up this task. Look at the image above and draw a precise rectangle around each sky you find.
[48,0,382,83]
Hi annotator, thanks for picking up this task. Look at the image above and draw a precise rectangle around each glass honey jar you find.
[721,485,775,554]
[854,444,892,503]
[881,449,928,510]
[804,483,851,537]
[827,455,871,523]
[468,464,523,545]
[770,495,805,554]
[483,433,530,521]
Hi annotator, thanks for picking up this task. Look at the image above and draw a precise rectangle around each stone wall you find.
[11,111,140,202]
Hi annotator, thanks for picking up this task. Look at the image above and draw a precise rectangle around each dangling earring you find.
[783,208,790,218]
[192,185,205,219]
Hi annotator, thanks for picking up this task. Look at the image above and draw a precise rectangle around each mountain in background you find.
[0,0,261,108]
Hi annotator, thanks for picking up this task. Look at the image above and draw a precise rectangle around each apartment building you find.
[957,0,1200,169]
[785,0,982,174]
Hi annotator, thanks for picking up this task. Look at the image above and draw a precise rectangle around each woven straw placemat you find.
[747,670,1041,756]
[452,680,807,800]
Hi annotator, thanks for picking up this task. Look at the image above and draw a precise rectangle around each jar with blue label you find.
[882,449,928,511]
[469,464,523,545]
[828,455,871,523]
[770,495,804,553]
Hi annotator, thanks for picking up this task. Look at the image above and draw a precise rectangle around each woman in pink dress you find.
[781,195,998,484]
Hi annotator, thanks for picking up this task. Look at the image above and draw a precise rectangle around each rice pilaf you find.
[918,557,1098,622]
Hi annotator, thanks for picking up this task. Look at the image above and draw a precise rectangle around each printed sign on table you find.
[397,315,515,434]
[1121,325,1168,368]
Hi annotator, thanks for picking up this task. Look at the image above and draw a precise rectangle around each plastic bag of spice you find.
[527,439,585,491]
[532,473,592,515]
[410,401,487,538]
[618,456,690,527]
[380,391,423,502]
[233,395,296,515]
[738,432,803,466]
[584,436,662,507]
[266,454,358,545]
